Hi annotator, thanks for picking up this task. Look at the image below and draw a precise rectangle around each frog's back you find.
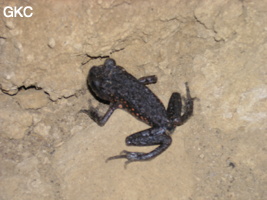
[111,70,168,127]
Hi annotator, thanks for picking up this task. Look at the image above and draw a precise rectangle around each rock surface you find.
[0,0,266,200]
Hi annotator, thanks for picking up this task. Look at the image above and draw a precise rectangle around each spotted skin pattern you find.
[81,58,194,165]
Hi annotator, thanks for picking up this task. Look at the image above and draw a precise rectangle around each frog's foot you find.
[106,150,148,168]
[79,106,97,119]
[181,82,196,122]
[106,150,145,162]
[80,102,119,127]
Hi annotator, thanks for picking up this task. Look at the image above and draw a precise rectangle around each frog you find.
[81,58,194,165]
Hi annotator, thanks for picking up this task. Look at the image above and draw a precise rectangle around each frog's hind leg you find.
[106,127,172,164]
[167,92,182,121]
[167,82,194,127]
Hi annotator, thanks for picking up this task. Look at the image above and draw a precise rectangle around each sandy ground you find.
[0,0,266,200]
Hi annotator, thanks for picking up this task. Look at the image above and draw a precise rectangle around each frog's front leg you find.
[80,102,119,126]
[106,127,172,164]
[138,75,157,85]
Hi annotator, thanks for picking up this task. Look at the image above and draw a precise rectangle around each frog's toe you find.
[106,150,146,163]
[106,151,147,168]
[105,150,128,162]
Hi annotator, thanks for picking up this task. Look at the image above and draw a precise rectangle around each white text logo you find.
[3,6,33,18]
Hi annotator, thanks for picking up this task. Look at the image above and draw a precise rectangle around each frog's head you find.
[88,58,117,101]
